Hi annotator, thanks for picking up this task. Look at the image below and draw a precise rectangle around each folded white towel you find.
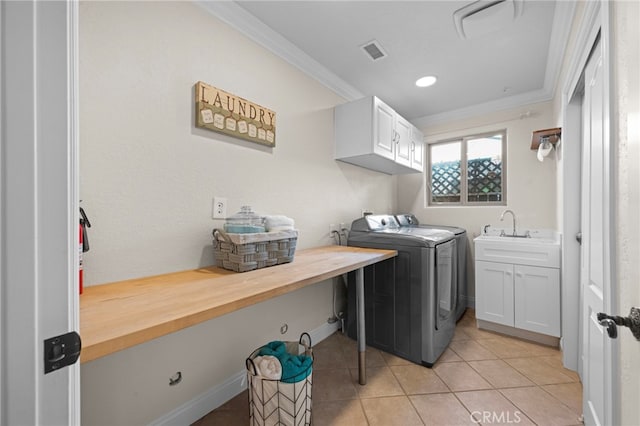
[253,355,282,380]
[264,215,295,232]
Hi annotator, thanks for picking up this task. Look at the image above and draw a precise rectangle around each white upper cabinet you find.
[373,99,396,160]
[335,96,424,175]
[410,124,424,172]
[394,114,412,167]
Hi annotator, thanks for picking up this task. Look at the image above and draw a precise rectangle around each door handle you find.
[598,318,618,339]
[597,307,640,340]
[576,232,582,244]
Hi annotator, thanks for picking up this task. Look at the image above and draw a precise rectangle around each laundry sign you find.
[195,81,276,147]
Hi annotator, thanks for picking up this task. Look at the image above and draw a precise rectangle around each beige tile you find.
[500,386,583,426]
[433,362,492,392]
[458,309,477,324]
[381,351,413,366]
[360,396,423,426]
[476,337,539,359]
[342,345,387,369]
[509,338,561,358]
[390,364,449,395]
[437,348,463,363]
[312,399,368,426]
[468,359,535,388]
[539,356,581,382]
[456,389,535,425]
[313,345,349,370]
[215,390,248,411]
[452,327,473,341]
[505,358,577,385]
[192,409,249,426]
[193,392,249,425]
[457,323,502,340]
[541,382,584,415]
[349,366,405,398]
[449,340,499,361]
[410,393,476,425]
[316,331,352,352]
[313,368,357,401]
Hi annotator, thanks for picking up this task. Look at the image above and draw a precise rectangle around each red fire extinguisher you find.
[79,223,84,294]
[79,207,91,295]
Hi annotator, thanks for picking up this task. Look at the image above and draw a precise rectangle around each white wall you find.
[398,101,557,304]
[79,2,395,424]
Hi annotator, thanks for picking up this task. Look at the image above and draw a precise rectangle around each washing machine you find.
[346,214,457,366]
[396,213,468,321]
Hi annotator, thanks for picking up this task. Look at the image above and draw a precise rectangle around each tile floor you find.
[193,310,583,425]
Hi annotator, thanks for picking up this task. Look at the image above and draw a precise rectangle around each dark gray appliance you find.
[346,215,457,366]
[396,214,468,321]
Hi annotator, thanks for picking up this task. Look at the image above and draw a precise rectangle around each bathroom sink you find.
[476,228,560,244]
[474,228,561,268]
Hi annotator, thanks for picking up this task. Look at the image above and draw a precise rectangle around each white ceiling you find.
[199,1,576,126]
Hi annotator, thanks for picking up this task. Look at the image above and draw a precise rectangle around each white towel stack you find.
[264,215,295,232]
[252,355,282,380]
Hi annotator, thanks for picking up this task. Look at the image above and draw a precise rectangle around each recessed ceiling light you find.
[416,76,437,87]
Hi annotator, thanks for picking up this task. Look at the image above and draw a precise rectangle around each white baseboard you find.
[150,320,340,426]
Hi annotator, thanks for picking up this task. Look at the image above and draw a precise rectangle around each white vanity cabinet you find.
[335,96,424,174]
[475,235,561,338]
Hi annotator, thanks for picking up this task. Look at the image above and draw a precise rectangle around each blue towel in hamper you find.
[258,341,312,383]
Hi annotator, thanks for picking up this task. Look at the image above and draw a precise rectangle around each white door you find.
[580,38,613,426]
[0,1,80,424]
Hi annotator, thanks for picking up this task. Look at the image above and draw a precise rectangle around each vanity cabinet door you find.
[514,265,561,337]
[475,260,514,327]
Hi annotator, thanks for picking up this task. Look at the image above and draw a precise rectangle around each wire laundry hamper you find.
[246,333,313,426]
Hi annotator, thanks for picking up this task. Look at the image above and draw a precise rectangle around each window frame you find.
[427,129,507,207]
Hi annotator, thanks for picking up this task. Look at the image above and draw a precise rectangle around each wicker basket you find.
[212,228,298,272]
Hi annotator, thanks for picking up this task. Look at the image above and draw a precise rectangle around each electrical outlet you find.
[339,223,346,231]
[329,223,337,237]
[213,197,227,219]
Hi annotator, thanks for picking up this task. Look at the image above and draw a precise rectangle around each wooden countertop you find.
[80,245,396,363]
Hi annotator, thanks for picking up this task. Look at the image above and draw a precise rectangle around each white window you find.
[428,130,506,206]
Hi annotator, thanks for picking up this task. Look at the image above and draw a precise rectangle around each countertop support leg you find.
[356,267,366,385]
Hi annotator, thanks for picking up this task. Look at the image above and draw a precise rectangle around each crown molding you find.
[197,0,576,127]
[411,87,554,128]
[196,0,363,101]
[414,1,577,128]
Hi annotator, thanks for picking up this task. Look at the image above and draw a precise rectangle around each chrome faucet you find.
[500,209,516,236]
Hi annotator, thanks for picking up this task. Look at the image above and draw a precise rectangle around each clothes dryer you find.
[346,215,457,366]
[396,214,468,321]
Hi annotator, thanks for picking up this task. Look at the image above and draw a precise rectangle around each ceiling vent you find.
[453,0,524,40]
[361,40,387,61]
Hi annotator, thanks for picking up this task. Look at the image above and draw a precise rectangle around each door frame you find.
[560,0,617,424]
[0,1,80,424]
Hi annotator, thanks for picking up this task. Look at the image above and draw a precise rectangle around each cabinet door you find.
[373,98,395,160]
[395,115,412,167]
[475,261,514,326]
[514,265,561,337]
[410,126,424,172]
